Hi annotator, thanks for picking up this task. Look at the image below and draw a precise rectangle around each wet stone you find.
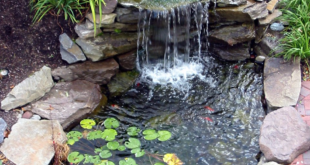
[0,118,7,143]
[270,23,284,31]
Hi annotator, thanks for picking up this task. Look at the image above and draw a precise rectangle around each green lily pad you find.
[95,160,115,165]
[0,160,2,165]
[94,148,103,154]
[102,129,117,141]
[143,129,158,140]
[99,150,112,159]
[118,145,126,151]
[154,162,165,165]
[80,119,96,129]
[119,158,137,165]
[127,127,141,136]
[103,118,120,129]
[158,130,172,141]
[125,138,141,149]
[107,141,120,150]
[130,148,141,154]
[66,131,83,145]
[87,130,103,140]
[83,154,101,164]
[67,152,84,163]
[135,150,145,157]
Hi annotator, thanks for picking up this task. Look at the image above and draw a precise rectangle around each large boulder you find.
[76,33,138,61]
[52,59,119,85]
[259,106,310,164]
[0,119,67,165]
[211,43,249,61]
[28,80,102,129]
[0,118,7,143]
[209,23,255,46]
[116,50,137,70]
[59,33,86,64]
[1,66,54,111]
[217,0,247,7]
[264,58,301,108]
[108,70,139,97]
[243,2,268,20]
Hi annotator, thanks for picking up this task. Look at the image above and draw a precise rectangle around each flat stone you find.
[209,23,255,46]
[52,59,119,85]
[258,155,283,165]
[59,33,86,64]
[259,9,282,25]
[258,29,284,55]
[76,33,138,61]
[108,71,140,97]
[267,0,278,13]
[264,58,301,108]
[255,25,269,43]
[270,22,284,31]
[217,0,247,7]
[211,43,249,61]
[95,0,118,14]
[29,80,102,129]
[116,50,137,70]
[86,12,117,24]
[0,118,7,143]
[259,106,310,164]
[243,2,269,20]
[74,23,102,39]
[0,119,66,165]
[85,19,138,32]
[1,66,54,111]
[116,7,140,24]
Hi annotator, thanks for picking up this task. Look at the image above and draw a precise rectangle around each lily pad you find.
[107,141,120,150]
[83,154,101,164]
[87,130,103,140]
[130,148,141,154]
[143,129,159,140]
[80,119,96,129]
[125,138,141,149]
[99,150,112,159]
[66,131,83,145]
[67,152,84,163]
[135,150,145,157]
[103,118,120,129]
[118,145,126,151]
[95,160,115,165]
[119,157,137,165]
[158,130,172,141]
[127,127,141,136]
[102,129,117,141]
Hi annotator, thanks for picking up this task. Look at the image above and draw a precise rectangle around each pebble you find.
[0,118,7,143]
[270,22,284,31]
[0,69,9,76]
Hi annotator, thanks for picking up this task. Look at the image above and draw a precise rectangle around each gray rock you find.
[76,33,138,61]
[0,118,7,143]
[59,33,86,64]
[211,43,249,61]
[116,50,137,70]
[209,3,253,23]
[86,12,117,24]
[255,25,269,43]
[217,0,247,7]
[259,106,310,164]
[30,115,41,120]
[52,59,119,85]
[85,19,138,32]
[264,58,301,108]
[259,9,282,25]
[95,0,118,14]
[209,23,255,46]
[1,66,54,111]
[108,70,140,97]
[270,22,284,31]
[267,0,279,13]
[258,156,283,165]
[74,23,102,39]
[243,2,269,20]
[0,119,66,165]
[116,7,140,24]
[258,29,284,56]
[29,80,102,129]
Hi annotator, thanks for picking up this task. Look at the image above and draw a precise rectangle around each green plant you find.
[30,0,87,23]
[88,0,106,36]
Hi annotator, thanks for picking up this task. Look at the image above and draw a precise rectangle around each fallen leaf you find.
[10,85,15,89]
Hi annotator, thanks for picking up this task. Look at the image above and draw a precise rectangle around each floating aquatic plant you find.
[143,129,159,140]
[67,151,84,163]
[87,130,103,140]
[99,150,112,159]
[103,118,120,129]
[102,129,117,141]
[127,127,141,136]
[66,131,83,145]
[119,157,137,165]
[158,130,172,141]
[125,138,141,149]
[80,119,96,129]
[107,141,119,150]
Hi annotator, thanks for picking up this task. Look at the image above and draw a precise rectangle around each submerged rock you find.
[0,119,67,165]
[1,66,54,111]
[0,118,7,143]
[52,59,119,85]
[59,33,86,64]
[264,58,301,108]
[29,80,102,129]
[116,50,137,70]
[211,43,249,61]
[108,70,140,97]
[260,106,310,164]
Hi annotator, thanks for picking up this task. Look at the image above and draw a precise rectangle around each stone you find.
[30,115,41,120]
[0,118,7,143]
[86,12,117,24]
[108,70,140,97]
[259,10,282,25]
[116,50,137,70]
[74,23,102,39]
[264,58,301,108]
[255,25,269,43]
[0,119,66,165]
[243,2,269,20]
[22,111,33,119]
[259,106,310,163]
[1,66,54,111]
[270,22,284,31]
[254,45,267,57]
[217,0,247,7]
[95,0,118,14]
[258,156,283,165]
[29,80,102,129]
[258,29,284,55]
[52,59,119,85]
[59,33,86,64]
[267,0,278,13]
[76,33,138,61]
[211,43,249,61]
[209,23,255,46]
[116,7,140,24]
[85,19,138,32]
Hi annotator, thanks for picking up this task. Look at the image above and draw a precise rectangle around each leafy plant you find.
[99,150,112,159]
[80,119,96,129]
[163,153,183,165]
[125,138,141,149]
[87,130,103,140]
[95,160,115,165]
[67,151,84,163]
[107,141,119,150]
[83,154,101,164]
[158,130,172,141]
[119,158,137,165]
[67,131,83,145]
[103,118,120,129]
[143,129,159,140]
[127,127,141,136]
[102,129,117,141]
[88,0,106,36]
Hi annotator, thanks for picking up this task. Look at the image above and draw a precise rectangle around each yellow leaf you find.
[163,153,183,165]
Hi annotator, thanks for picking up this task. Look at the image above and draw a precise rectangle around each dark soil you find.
[0,0,78,164]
